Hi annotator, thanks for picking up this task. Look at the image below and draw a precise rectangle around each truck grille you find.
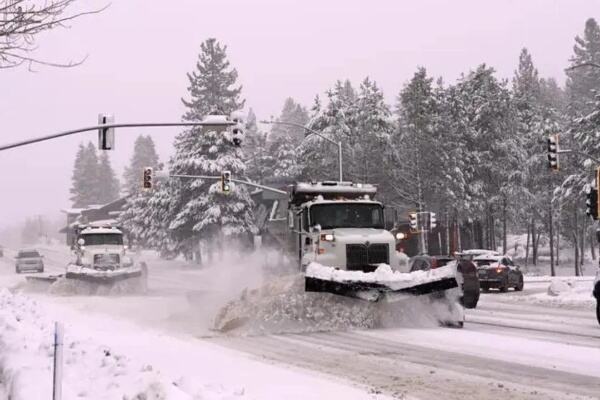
[346,243,389,272]
[93,254,120,270]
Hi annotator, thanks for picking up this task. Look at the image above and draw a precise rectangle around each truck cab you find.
[289,182,401,272]
[73,225,134,271]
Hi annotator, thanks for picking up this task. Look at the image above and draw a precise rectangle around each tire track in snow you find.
[209,329,600,400]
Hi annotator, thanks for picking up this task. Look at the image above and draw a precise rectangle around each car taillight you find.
[431,259,438,269]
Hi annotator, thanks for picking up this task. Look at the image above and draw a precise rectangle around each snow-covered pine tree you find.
[300,80,357,181]
[446,65,518,249]
[558,19,600,272]
[566,18,600,116]
[120,135,162,247]
[393,67,439,209]
[70,143,88,208]
[269,97,309,143]
[123,135,160,195]
[268,98,308,181]
[244,108,272,183]
[70,142,101,208]
[351,78,394,196]
[181,38,245,121]
[511,48,564,262]
[166,38,255,257]
[97,152,120,204]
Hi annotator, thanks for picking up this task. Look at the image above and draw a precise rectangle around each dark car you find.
[409,255,480,309]
[15,249,44,273]
[474,254,523,292]
[593,267,599,325]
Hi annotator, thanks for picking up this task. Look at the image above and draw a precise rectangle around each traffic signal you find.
[430,212,437,229]
[98,114,115,150]
[409,212,418,232]
[547,135,559,171]
[586,185,598,220]
[230,114,244,146]
[221,170,231,193]
[143,167,153,190]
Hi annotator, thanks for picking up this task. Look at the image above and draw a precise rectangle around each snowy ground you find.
[1,245,599,399]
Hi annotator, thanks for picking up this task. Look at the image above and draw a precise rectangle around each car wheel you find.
[514,276,524,291]
[596,299,600,326]
[481,285,489,292]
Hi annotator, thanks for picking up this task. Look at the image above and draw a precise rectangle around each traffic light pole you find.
[0,121,234,152]
[557,149,600,164]
[168,174,287,195]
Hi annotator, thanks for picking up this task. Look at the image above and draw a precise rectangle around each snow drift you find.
[0,288,194,399]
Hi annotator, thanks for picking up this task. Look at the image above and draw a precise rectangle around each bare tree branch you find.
[0,0,108,69]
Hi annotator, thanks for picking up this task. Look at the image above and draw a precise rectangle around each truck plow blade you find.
[22,264,148,295]
[65,269,142,284]
[305,275,458,301]
[304,263,460,302]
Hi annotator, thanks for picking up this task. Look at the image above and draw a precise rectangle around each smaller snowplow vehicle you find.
[26,225,147,295]
[288,182,467,304]
[66,226,143,283]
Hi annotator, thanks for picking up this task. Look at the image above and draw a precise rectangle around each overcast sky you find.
[1,0,599,229]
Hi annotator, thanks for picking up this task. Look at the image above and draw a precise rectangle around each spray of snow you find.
[214,273,464,335]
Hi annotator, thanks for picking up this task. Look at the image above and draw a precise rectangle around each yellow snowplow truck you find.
[287,182,467,303]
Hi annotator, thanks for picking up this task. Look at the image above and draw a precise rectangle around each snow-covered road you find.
[1,246,599,399]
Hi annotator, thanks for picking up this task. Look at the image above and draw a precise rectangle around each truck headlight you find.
[122,256,134,267]
[320,233,335,242]
[396,232,407,240]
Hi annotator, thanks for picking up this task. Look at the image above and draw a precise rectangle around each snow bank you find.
[547,278,572,296]
[503,279,595,309]
[305,262,457,290]
[0,288,192,400]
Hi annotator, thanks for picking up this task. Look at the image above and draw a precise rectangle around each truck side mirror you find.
[288,211,294,229]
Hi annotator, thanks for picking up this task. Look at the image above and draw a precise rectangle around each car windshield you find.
[81,233,123,246]
[309,203,384,230]
[18,251,40,258]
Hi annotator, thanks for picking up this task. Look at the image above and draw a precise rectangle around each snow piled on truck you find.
[306,262,457,290]
[0,288,238,400]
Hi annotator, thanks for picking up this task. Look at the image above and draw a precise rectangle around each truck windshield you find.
[310,203,384,230]
[81,234,123,246]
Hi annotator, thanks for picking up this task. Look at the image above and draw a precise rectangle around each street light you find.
[260,120,343,182]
